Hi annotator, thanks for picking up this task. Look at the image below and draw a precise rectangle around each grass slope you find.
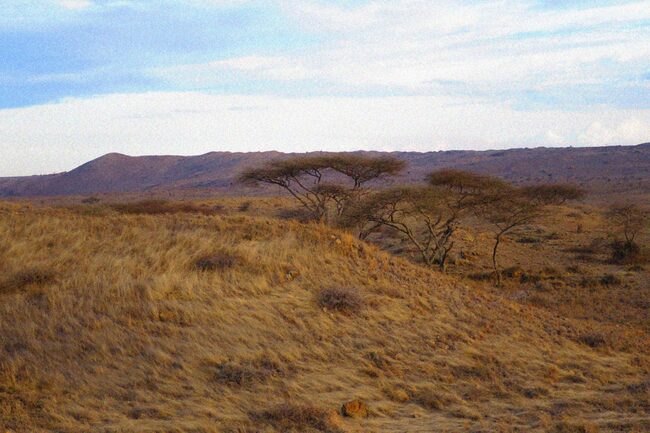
[0,203,648,432]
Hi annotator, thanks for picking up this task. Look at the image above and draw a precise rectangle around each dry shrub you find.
[567,238,607,255]
[128,406,171,420]
[209,354,286,387]
[80,196,101,204]
[626,380,650,394]
[111,199,216,215]
[566,265,583,274]
[194,249,241,272]
[411,386,462,410]
[577,331,608,349]
[316,287,363,313]
[252,403,343,433]
[276,207,316,223]
[0,268,55,295]
[553,419,599,433]
[467,272,492,281]
[599,274,621,286]
[610,240,644,264]
[238,201,252,212]
[502,266,524,279]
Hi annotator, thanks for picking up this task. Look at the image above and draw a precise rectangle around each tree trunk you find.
[492,233,502,286]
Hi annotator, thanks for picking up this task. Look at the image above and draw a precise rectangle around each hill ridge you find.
[1,143,650,197]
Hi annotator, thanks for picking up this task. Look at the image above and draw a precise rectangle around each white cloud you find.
[0,92,648,176]
[57,0,93,10]
[579,117,650,146]
[210,1,650,94]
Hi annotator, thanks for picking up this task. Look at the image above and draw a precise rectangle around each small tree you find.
[606,204,646,244]
[479,183,585,285]
[520,183,585,205]
[239,154,404,222]
[343,169,509,271]
[342,186,455,269]
[345,185,481,271]
[605,204,647,263]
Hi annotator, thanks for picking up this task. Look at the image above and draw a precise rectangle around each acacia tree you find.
[426,169,510,212]
[238,154,404,222]
[343,169,509,271]
[605,204,647,263]
[606,204,646,244]
[342,186,456,269]
[479,183,585,285]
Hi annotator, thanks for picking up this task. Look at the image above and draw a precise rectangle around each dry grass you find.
[0,201,648,432]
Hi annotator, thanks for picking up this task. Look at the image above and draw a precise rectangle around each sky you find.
[1,0,649,176]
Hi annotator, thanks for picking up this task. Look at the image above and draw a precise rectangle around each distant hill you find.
[1,143,649,197]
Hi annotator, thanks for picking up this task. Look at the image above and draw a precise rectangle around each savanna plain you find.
[1,157,649,433]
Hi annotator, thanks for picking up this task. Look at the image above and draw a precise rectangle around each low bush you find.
[411,386,462,410]
[252,403,343,433]
[316,287,363,313]
[577,331,608,348]
[80,196,101,204]
[276,206,316,223]
[467,272,492,281]
[0,268,56,295]
[599,274,621,286]
[194,249,240,271]
[553,419,599,433]
[609,240,642,264]
[237,201,252,212]
[517,236,540,244]
[210,354,285,387]
[111,200,216,215]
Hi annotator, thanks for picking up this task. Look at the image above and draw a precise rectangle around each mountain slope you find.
[1,204,648,432]
[1,143,649,197]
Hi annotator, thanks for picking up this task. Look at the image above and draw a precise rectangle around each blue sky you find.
[1,0,649,175]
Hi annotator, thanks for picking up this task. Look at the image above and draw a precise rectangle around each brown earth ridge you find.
[1,143,649,198]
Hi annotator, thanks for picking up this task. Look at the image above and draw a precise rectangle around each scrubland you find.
[1,199,649,432]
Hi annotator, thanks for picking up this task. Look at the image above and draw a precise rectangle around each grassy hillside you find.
[1,203,649,432]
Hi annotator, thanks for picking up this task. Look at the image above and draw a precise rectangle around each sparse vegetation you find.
[0,174,647,433]
[316,287,363,313]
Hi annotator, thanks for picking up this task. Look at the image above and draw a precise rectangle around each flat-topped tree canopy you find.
[323,154,406,187]
[521,183,586,205]
[238,154,406,221]
[426,168,510,193]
